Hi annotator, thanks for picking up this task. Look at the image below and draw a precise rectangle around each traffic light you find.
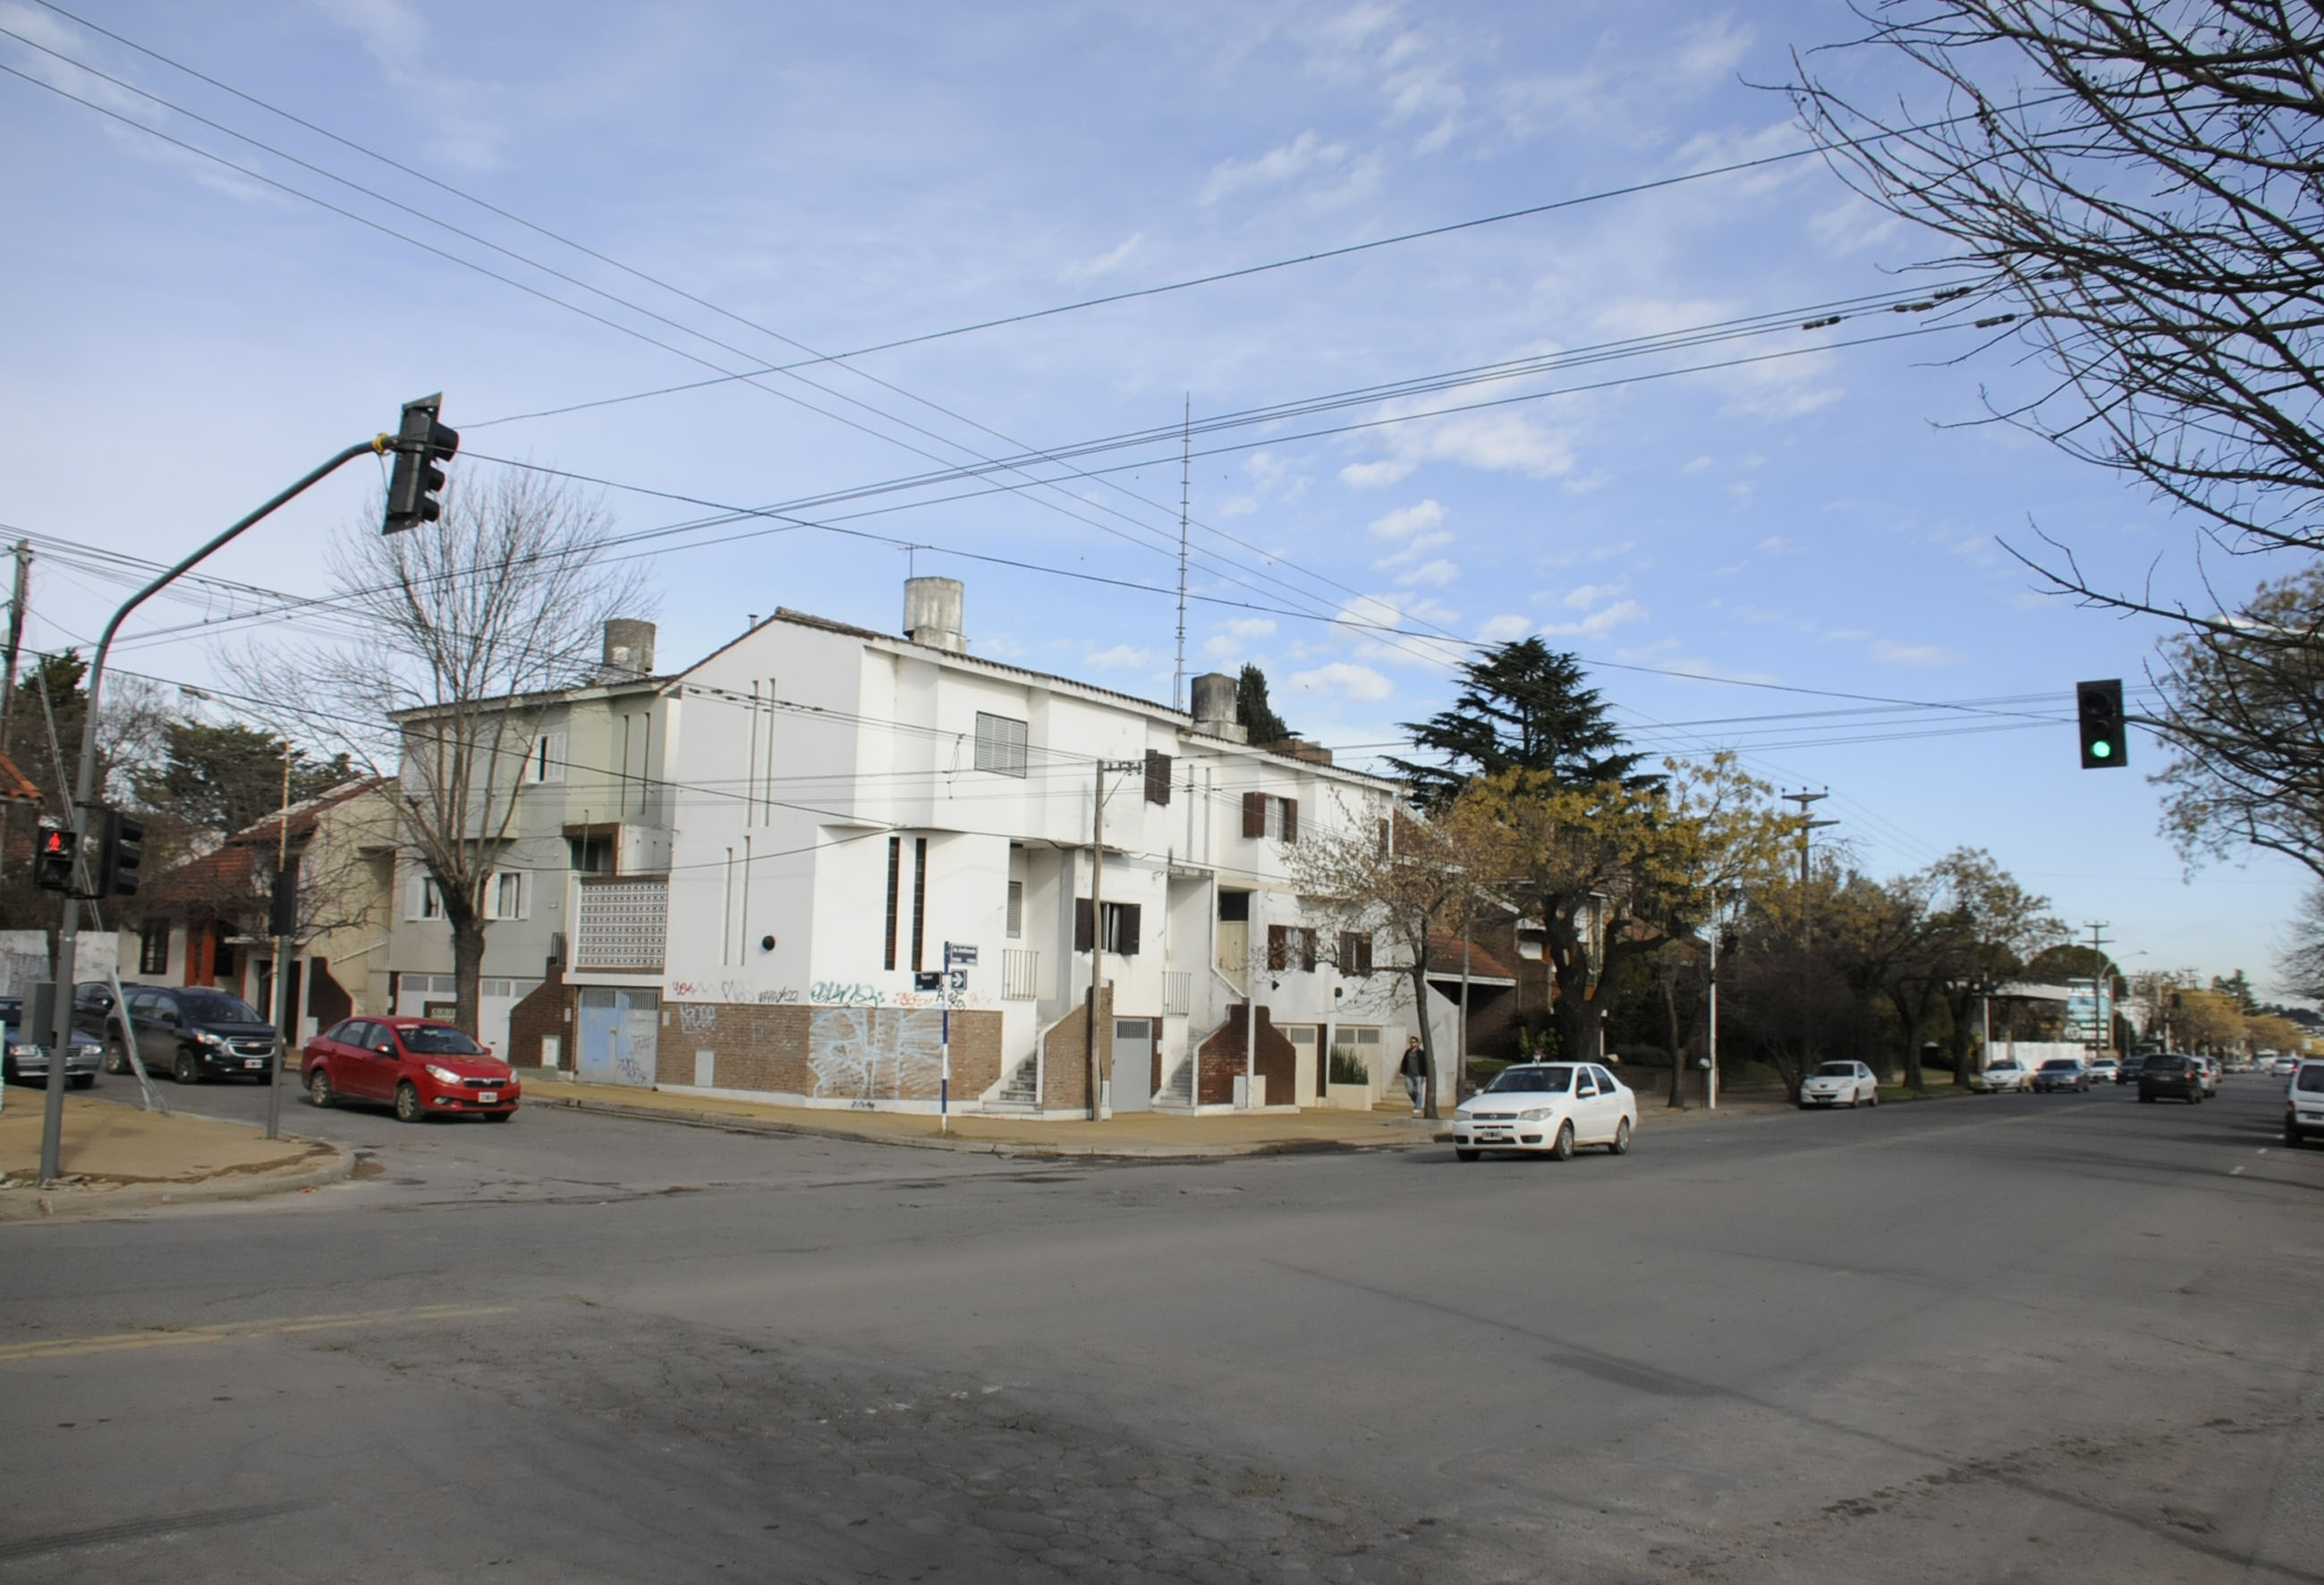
[2076,679,2127,769]
[32,823,76,893]
[94,807,145,897]
[383,393,459,533]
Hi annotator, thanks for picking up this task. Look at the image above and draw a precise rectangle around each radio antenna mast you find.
[1174,394,1191,711]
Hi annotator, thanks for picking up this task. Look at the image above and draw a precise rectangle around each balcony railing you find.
[1002,948,1040,1001]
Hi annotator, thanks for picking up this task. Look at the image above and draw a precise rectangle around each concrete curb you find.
[0,1143,354,1224]
[521,1089,1428,1162]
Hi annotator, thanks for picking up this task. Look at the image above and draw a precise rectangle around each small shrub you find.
[1327,1047,1370,1085]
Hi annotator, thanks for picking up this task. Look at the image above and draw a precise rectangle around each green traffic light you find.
[2092,740,2112,759]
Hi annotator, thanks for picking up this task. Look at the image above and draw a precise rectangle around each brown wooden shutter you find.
[1243,791,1266,838]
[1299,928,1317,971]
[1144,750,1172,806]
[1074,898,1094,952]
[1281,798,1299,844]
[1116,903,1141,956]
[1267,924,1289,970]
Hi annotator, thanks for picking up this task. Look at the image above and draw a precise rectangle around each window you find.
[1217,890,1251,922]
[1337,931,1374,976]
[1073,900,1142,956]
[567,833,615,874]
[1006,880,1023,939]
[1143,750,1172,806]
[884,837,902,971]
[974,713,1028,777]
[910,837,929,972]
[1241,792,1299,843]
[488,871,526,920]
[529,730,566,784]
[405,876,444,921]
[1267,924,1318,972]
[139,922,169,975]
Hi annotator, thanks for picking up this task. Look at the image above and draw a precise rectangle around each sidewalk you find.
[514,1072,1794,1157]
[0,1092,349,1220]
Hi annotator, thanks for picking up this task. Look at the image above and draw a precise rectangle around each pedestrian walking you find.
[1399,1036,1429,1115]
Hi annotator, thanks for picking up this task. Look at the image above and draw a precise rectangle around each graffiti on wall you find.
[808,1006,946,1099]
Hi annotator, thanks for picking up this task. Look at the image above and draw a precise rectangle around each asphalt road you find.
[2,1073,2320,1584]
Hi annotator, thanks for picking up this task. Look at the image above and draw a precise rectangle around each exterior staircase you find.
[985,1053,1041,1114]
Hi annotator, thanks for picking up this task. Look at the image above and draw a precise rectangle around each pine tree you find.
[1389,638,1650,810]
[1236,665,1293,744]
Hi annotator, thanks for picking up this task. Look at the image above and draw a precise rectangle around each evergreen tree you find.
[1236,664,1293,744]
[131,721,351,843]
[1389,638,1650,810]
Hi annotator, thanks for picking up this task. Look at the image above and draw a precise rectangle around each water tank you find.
[903,577,967,654]
[601,619,657,678]
[1190,672,1245,742]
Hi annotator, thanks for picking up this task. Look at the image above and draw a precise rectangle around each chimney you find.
[601,618,656,680]
[903,576,967,654]
[1190,672,1245,742]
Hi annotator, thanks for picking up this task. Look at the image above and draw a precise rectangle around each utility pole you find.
[1084,757,1141,1121]
[0,542,30,869]
[39,425,409,1184]
[1705,895,1723,1110]
[266,741,293,1142]
[2082,921,2112,1059]
[1782,790,1839,941]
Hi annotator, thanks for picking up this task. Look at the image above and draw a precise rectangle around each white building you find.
[391,578,1455,1114]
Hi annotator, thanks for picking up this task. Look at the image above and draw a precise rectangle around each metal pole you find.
[940,1001,951,1134]
[1457,883,1472,1105]
[266,743,293,1142]
[1086,762,1104,1122]
[1706,907,1719,1111]
[40,437,385,1182]
[0,542,29,892]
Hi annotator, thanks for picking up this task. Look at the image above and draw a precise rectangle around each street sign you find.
[946,970,967,992]
[945,943,978,966]
[912,971,942,992]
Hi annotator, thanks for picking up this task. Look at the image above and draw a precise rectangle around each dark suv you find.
[77,981,281,1083]
[2137,1053,2203,1106]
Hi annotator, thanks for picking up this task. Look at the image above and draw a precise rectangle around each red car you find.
[301,1016,521,1123]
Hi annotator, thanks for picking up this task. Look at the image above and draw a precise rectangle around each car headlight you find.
[1519,1106,1556,1121]
[193,1030,224,1047]
[7,1042,37,1059]
[425,1064,461,1083]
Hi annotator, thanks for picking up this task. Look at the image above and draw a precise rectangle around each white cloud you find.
[1200,130,1346,204]
[1807,197,1904,258]
[1540,598,1647,637]
[1222,618,1277,639]
[1754,536,1801,555]
[1871,640,1953,666]
[1374,529,1454,570]
[1084,644,1156,671]
[1475,614,1533,642]
[1367,498,1446,539]
[1341,459,1417,489]
[1061,232,1144,284]
[1342,409,1575,488]
[1671,14,1753,82]
[316,0,504,165]
[1290,661,1394,702]
[1399,557,1459,588]
[1562,581,1626,610]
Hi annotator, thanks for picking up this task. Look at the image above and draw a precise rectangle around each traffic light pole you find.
[38,436,389,1183]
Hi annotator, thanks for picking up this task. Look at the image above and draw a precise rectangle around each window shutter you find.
[1299,928,1317,972]
[1144,750,1172,806]
[1243,792,1266,838]
[1117,903,1141,957]
[533,732,567,784]
[1268,924,1289,970]
[1074,898,1095,952]
[405,874,426,920]
[1281,798,1299,844]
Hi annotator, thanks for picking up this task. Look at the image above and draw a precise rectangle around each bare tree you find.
[1288,804,1486,1120]
[1793,4,2324,593]
[238,468,648,1035]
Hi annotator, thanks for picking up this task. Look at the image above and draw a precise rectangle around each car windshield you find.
[2297,1067,2324,1093]
[1814,1063,1857,1077]
[176,993,264,1024]
[1487,1065,1573,1094]
[2040,1060,2077,1071]
[2148,1056,2184,1071]
[398,1025,489,1057]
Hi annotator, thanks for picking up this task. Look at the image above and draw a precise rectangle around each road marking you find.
[2231,1166,2246,1175]
[0,1302,513,1362]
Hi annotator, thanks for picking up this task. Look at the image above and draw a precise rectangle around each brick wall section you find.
[1038,986,1112,1112]
[1197,1004,1297,1106]
[650,1002,1004,1103]
[506,962,573,1067]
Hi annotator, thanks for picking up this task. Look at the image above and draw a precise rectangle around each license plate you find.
[245,1059,265,1069]
[477,1091,498,1104]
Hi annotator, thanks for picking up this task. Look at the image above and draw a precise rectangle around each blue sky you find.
[2,0,2307,993]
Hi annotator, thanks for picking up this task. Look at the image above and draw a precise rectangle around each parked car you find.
[2193,1055,2221,1095]
[1451,1061,1634,1160]
[2269,1054,2303,1077]
[2138,1053,2204,1105]
[84,984,282,1083]
[2086,1057,2120,1085]
[1972,1058,2031,1094]
[301,1017,521,1123]
[2032,1056,2091,1093]
[2286,1059,2324,1148]
[2115,1054,2148,1085]
[0,996,102,1088]
[1799,1060,1880,1109]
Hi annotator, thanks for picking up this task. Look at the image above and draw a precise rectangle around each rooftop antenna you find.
[1173,394,1191,711]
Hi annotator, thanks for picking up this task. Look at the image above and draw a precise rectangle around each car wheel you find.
[1548,1122,1574,1162]
[103,1038,131,1075]
[1796,1100,1811,1110]
[70,1073,94,1090]
[2139,1091,2153,1103]
[1868,1088,1880,1107]
[1455,1148,1480,1162]
[307,1069,335,1108]
[173,1049,200,1084]
[1607,1117,1632,1156]
[394,1081,426,1123]
[2285,1122,2303,1148]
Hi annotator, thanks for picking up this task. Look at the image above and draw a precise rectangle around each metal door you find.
[578,987,658,1086]
[1110,1017,1153,1112]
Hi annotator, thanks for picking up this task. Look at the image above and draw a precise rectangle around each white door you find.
[1111,1018,1153,1112]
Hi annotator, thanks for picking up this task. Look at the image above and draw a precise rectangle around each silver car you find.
[1,996,103,1089]
[1799,1060,1879,1108]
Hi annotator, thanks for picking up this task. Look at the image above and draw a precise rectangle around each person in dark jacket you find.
[1399,1037,1429,1115]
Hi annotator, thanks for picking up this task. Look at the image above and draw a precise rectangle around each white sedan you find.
[1972,1059,2031,1093]
[1452,1062,1636,1161]
[1799,1060,1879,1109]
